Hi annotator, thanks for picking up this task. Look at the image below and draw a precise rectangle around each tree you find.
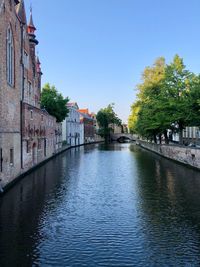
[128,101,141,134]
[129,57,170,143]
[41,83,69,122]
[162,55,195,144]
[129,55,200,145]
[188,75,200,126]
[96,104,122,143]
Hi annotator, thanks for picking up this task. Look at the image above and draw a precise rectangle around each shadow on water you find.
[0,146,85,267]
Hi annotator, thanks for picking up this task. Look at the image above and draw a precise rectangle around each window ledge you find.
[7,82,15,89]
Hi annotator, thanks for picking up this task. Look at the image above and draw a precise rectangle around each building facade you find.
[0,0,22,187]
[79,109,95,143]
[170,126,200,145]
[0,0,62,189]
[109,123,122,134]
[90,112,104,142]
[20,3,62,170]
[62,103,84,146]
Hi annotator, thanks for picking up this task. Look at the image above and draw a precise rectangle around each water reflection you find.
[131,145,200,265]
[0,147,83,267]
[0,144,200,266]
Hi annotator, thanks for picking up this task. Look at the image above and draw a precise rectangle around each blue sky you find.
[25,0,200,123]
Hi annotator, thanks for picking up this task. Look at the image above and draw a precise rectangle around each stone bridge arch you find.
[110,133,137,142]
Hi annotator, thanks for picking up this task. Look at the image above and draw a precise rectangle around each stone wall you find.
[139,141,200,170]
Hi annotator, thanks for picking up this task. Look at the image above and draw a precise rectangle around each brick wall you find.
[22,103,62,170]
[0,0,21,186]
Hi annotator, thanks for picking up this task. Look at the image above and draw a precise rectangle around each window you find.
[30,110,33,119]
[24,50,29,69]
[35,95,38,106]
[44,139,47,157]
[38,139,41,149]
[0,149,2,172]
[28,81,32,104]
[26,141,30,153]
[28,81,32,94]
[41,114,44,121]
[10,148,14,165]
[7,27,14,86]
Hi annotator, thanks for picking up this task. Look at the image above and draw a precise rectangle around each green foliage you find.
[41,83,69,122]
[129,55,200,144]
[96,104,122,142]
[97,104,121,127]
[128,101,141,134]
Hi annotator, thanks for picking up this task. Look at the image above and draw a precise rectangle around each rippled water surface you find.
[1,143,200,266]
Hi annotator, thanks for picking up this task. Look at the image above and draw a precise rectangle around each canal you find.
[1,143,200,266]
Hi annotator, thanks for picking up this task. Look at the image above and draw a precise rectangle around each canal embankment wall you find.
[138,140,200,170]
[1,140,104,194]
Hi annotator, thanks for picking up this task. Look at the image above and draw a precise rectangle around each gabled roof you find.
[79,108,89,114]
[67,102,79,109]
[16,0,27,24]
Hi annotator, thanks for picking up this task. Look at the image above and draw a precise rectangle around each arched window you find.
[7,27,14,86]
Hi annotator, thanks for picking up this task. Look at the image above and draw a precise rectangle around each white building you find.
[62,103,84,146]
[168,126,200,144]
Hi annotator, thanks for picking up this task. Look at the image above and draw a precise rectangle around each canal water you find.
[1,144,200,266]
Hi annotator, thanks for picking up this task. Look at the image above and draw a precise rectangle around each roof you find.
[28,8,36,30]
[78,109,89,114]
[67,102,79,109]
[79,112,95,121]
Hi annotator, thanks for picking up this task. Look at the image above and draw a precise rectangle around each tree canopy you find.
[96,104,122,142]
[41,83,69,122]
[128,55,200,144]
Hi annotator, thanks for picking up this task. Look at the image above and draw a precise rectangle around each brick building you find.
[20,3,62,170]
[0,0,62,189]
[79,109,95,143]
[0,0,22,187]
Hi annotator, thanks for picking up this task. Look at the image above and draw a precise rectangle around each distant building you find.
[122,124,128,134]
[62,103,84,146]
[172,127,200,144]
[109,124,122,134]
[90,112,104,142]
[168,126,200,145]
[183,127,200,143]
[79,109,95,143]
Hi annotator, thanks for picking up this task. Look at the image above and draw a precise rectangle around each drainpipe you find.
[20,22,25,169]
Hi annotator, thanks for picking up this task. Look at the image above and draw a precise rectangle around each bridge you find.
[110,133,138,142]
